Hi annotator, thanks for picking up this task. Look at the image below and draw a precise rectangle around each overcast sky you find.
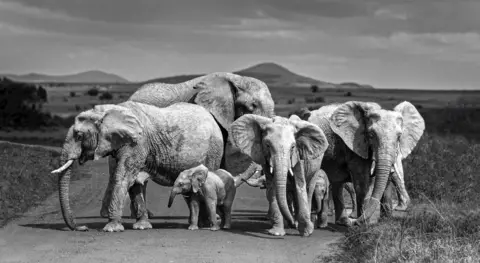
[1,0,479,89]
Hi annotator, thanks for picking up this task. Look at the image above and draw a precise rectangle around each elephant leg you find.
[265,178,285,236]
[129,184,152,230]
[287,187,298,229]
[142,181,155,218]
[103,179,130,232]
[380,178,394,218]
[331,182,351,226]
[391,159,410,211]
[101,156,117,218]
[184,196,200,230]
[343,182,357,218]
[315,185,328,228]
[207,200,220,231]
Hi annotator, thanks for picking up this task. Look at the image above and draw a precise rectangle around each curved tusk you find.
[289,168,294,177]
[51,160,74,174]
[269,158,274,174]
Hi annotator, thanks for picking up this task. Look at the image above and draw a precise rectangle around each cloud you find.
[374,8,407,20]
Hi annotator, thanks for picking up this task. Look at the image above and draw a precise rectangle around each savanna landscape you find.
[1,62,479,262]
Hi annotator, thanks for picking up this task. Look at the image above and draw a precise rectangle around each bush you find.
[287,98,296,104]
[344,91,352,97]
[99,92,113,100]
[86,87,99,96]
[0,78,53,129]
[69,91,76,97]
[305,96,325,103]
[310,85,319,93]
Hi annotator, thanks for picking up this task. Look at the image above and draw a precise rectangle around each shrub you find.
[305,96,325,103]
[344,91,352,97]
[99,92,113,100]
[69,91,76,97]
[287,98,296,104]
[86,87,99,96]
[310,85,319,93]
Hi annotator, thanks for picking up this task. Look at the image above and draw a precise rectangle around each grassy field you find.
[320,133,480,262]
[0,141,91,227]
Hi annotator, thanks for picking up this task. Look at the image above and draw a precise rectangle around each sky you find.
[0,0,480,90]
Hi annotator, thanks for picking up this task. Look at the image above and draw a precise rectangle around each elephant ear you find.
[98,108,143,150]
[290,118,329,160]
[393,101,425,158]
[191,165,209,194]
[193,74,235,131]
[230,114,271,165]
[330,101,381,159]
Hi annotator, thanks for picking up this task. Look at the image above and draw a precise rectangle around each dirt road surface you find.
[0,152,346,263]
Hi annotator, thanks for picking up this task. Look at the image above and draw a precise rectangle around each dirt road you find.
[0,154,346,263]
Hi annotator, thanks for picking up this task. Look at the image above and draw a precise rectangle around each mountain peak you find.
[238,62,295,75]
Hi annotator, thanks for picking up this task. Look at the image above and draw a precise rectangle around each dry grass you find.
[0,142,90,227]
[321,133,480,263]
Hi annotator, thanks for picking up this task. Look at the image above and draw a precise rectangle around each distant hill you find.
[1,70,129,84]
[143,62,374,89]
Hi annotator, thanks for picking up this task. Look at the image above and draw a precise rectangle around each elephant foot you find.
[74,225,89,231]
[394,203,409,211]
[349,211,358,219]
[335,217,354,227]
[317,215,328,229]
[298,221,314,237]
[267,227,286,236]
[188,224,199,230]
[130,209,154,219]
[133,219,152,230]
[103,220,125,232]
[210,225,221,231]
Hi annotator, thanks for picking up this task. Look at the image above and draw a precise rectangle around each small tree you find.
[310,85,319,93]
[345,91,352,97]
[69,91,76,97]
[87,87,99,96]
[99,92,113,100]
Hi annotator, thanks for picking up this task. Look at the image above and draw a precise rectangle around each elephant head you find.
[329,101,425,222]
[230,114,328,231]
[168,165,209,208]
[51,103,144,231]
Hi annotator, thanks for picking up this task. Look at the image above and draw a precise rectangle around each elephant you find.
[121,72,275,220]
[292,101,425,226]
[168,164,237,231]
[230,114,329,237]
[52,72,275,230]
[51,102,225,232]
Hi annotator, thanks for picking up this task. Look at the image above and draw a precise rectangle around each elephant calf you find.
[243,169,331,229]
[168,164,237,231]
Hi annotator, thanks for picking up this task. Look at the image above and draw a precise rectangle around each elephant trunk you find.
[167,189,178,208]
[361,155,394,222]
[273,156,296,227]
[56,129,87,231]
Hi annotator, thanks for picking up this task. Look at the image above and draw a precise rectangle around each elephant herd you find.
[51,72,425,237]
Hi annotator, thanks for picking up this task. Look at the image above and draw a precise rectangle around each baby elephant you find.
[168,164,236,231]
[307,169,329,228]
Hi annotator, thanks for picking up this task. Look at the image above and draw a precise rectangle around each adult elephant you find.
[51,102,225,231]
[52,72,275,230]
[294,101,424,226]
[230,114,329,236]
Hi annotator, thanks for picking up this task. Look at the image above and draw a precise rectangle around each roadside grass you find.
[321,133,480,262]
[0,141,90,227]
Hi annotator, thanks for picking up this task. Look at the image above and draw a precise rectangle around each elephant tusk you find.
[269,158,274,174]
[289,168,294,177]
[270,166,273,174]
[51,160,74,174]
